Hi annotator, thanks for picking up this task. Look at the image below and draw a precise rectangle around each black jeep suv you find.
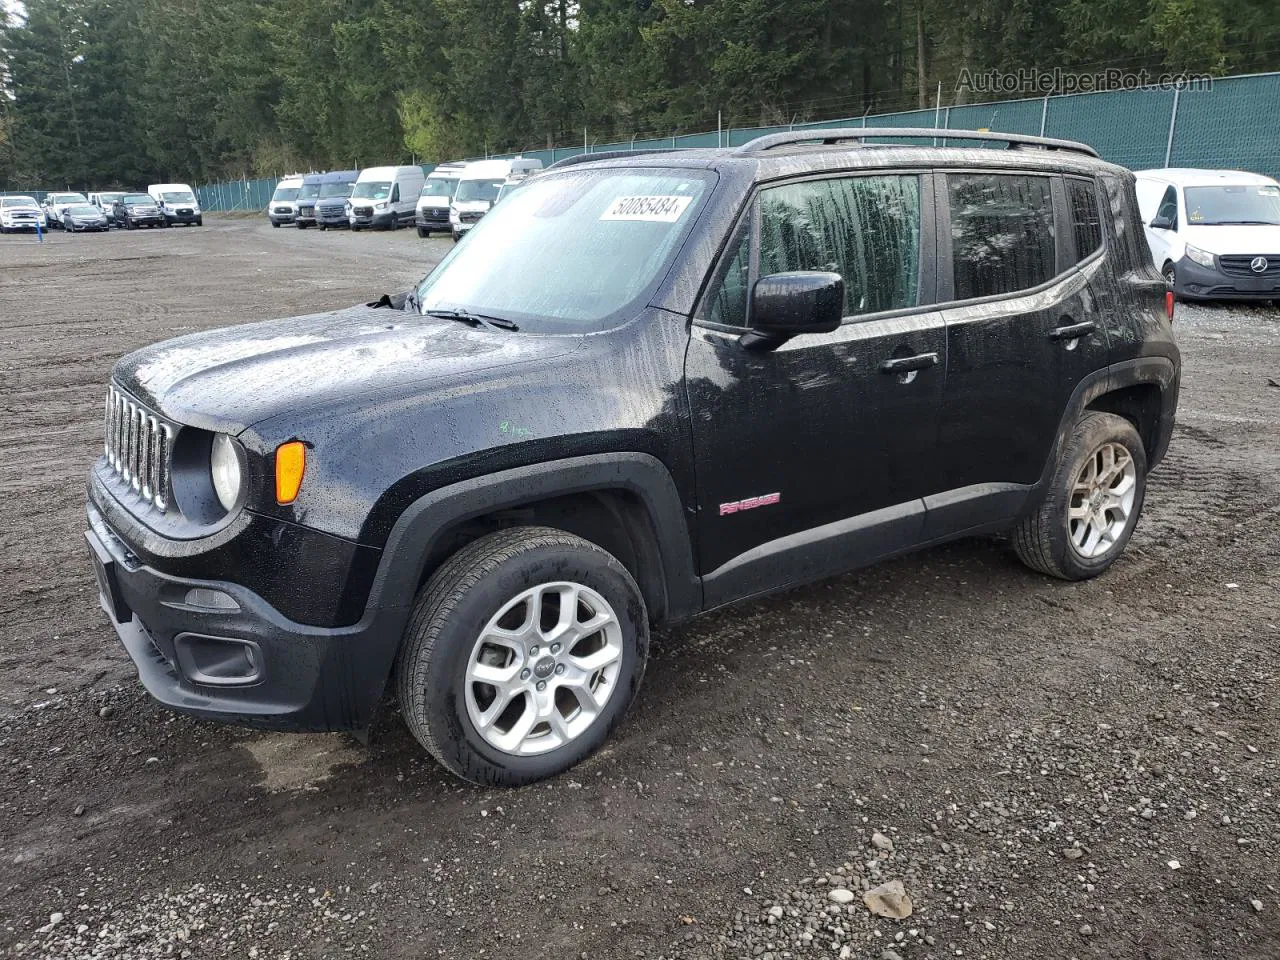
[86,129,1179,786]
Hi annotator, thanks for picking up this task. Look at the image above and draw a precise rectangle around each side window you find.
[705,227,751,326]
[391,184,400,203]
[1155,185,1178,228]
[948,173,1056,299]
[1066,178,1103,260]
[758,175,921,317]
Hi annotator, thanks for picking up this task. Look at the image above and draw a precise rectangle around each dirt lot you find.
[1,219,1278,960]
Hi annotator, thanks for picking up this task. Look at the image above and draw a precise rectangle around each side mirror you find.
[1149,214,1175,230]
[743,271,844,348]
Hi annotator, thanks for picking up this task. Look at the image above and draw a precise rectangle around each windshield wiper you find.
[425,308,519,331]
[1199,220,1280,226]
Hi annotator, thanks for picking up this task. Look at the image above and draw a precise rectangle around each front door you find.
[686,171,947,606]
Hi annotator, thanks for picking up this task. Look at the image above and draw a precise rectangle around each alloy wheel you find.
[463,581,624,756]
[1068,441,1137,559]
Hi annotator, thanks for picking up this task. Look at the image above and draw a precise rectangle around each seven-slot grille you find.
[104,386,173,511]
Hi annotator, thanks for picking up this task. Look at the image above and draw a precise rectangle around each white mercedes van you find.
[1134,167,1280,301]
[348,166,424,230]
[415,162,465,237]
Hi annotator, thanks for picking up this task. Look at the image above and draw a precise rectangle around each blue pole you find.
[36,219,43,243]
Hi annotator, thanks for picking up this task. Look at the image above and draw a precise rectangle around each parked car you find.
[315,170,360,230]
[43,192,88,226]
[267,175,304,227]
[415,163,465,237]
[89,192,126,226]
[113,193,166,229]
[0,196,46,232]
[294,175,324,229]
[348,165,424,230]
[62,203,109,232]
[1134,167,1280,301]
[449,158,542,241]
[148,183,203,227]
[86,129,1178,787]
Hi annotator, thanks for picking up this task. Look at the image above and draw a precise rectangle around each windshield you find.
[123,194,152,204]
[271,186,300,202]
[298,183,321,200]
[416,169,712,331]
[99,193,123,202]
[68,205,100,216]
[319,182,353,199]
[1184,184,1280,226]
[352,181,391,200]
[420,177,458,198]
[52,194,86,204]
[455,179,505,203]
[1,197,37,208]
[161,191,196,203]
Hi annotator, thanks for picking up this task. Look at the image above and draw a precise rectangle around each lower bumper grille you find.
[353,206,373,218]
[104,386,173,511]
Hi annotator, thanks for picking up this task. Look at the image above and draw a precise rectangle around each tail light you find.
[1165,291,1175,322]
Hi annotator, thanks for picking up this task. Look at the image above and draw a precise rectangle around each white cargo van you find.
[415,162,465,238]
[148,183,202,226]
[348,165,424,230]
[267,175,305,227]
[449,157,542,241]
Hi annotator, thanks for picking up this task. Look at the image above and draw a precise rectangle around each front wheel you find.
[417,226,428,238]
[1163,261,1177,294]
[1012,411,1147,580]
[395,527,649,786]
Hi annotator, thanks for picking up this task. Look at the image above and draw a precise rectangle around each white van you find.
[449,157,543,241]
[348,165,424,230]
[148,183,202,226]
[1134,167,1280,301]
[267,175,305,227]
[415,162,465,238]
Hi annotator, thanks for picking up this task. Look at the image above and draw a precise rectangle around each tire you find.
[1012,411,1147,581]
[297,221,308,230]
[195,217,203,226]
[451,229,460,243]
[417,226,428,238]
[351,225,362,232]
[395,526,649,787]
[1162,261,1176,296]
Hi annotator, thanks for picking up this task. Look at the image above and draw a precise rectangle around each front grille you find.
[273,206,290,214]
[104,386,173,511]
[298,205,314,217]
[1219,254,1280,278]
[176,208,193,216]
[421,207,448,220]
[353,206,373,217]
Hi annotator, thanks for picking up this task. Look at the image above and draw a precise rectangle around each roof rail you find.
[545,148,688,170]
[734,127,1099,159]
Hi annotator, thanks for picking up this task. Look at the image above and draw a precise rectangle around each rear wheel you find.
[1013,412,1147,580]
[395,526,649,786]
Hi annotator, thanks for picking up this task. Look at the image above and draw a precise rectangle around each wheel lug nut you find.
[529,645,539,656]
[555,664,566,675]
[520,669,531,680]
[550,642,561,654]
[536,680,546,691]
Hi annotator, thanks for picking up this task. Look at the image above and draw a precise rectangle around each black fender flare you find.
[346,453,701,726]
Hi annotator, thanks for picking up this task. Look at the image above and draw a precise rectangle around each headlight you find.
[375,202,387,210]
[210,434,243,512]
[1183,244,1216,268]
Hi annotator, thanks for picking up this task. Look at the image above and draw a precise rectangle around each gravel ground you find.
[1,220,1278,960]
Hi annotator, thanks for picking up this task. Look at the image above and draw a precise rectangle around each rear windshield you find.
[1184,184,1280,226]
[415,168,713,332]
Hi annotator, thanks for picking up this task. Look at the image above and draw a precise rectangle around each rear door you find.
[925,169,1105,537]
[686,170,947,604]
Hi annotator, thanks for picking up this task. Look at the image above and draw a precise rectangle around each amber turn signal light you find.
[275,441,306,504]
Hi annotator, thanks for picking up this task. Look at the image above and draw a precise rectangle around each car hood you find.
[452,199,492,212]
[113,303,579,434]
[1181,224,1280,254]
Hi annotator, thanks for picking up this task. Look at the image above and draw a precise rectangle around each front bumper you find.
[86,497,404,731]
[349,209,394,227]
[127,213,166,226]
[2,217,45,230]
[1173,257,1280,301]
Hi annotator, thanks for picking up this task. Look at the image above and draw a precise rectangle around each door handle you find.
[879,352,939,374]
[1049,320,1097,341]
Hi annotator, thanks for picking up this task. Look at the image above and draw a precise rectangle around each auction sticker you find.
[601,195,694,222]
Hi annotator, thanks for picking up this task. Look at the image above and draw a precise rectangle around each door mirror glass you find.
[750,271,844,336]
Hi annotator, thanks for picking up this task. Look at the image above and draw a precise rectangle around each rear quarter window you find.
[1066,178,1104,261]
